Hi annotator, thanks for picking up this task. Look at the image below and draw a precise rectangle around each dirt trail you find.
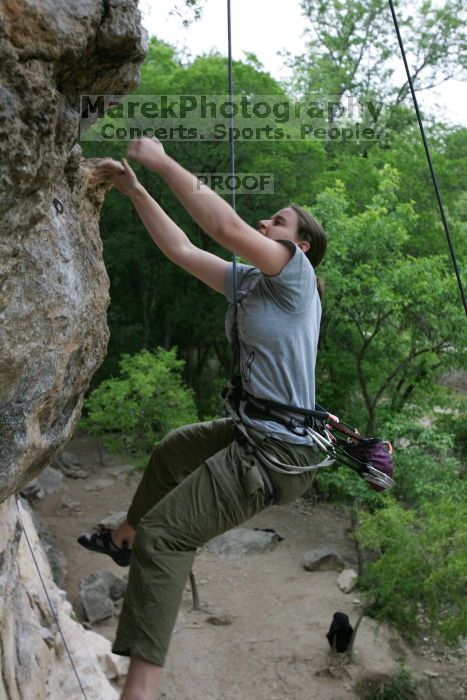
[32,431,466,699]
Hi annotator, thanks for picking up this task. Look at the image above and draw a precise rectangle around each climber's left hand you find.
[92,158,140,197]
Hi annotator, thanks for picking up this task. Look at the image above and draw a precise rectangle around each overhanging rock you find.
[0,0,147,503]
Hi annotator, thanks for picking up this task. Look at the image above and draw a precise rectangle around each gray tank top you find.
[224,239,321,445]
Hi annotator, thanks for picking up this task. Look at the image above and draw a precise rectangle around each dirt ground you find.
[32,431,467,699]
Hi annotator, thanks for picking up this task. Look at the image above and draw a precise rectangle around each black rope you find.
[227,0,236,216]
[15,496,88,700]
[227,0,240,376]
[388,0,467,317]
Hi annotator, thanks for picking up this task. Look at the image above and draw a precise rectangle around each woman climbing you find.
[79,136,327,700]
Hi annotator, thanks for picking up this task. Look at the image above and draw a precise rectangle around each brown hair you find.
[290,203,327,299]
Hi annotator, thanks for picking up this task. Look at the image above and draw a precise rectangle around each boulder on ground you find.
[84,478,115,492]
[22,466,64,499]
[303,547,345,572]
[337,569,358,594]
[79,571,127,624]
[205,528,281,557]
[60,451,83,467]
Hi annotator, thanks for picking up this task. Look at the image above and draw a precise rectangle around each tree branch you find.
[372,340,450,409]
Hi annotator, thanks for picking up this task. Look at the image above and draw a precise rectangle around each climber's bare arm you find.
[92,159,228,294]
[130,185,228,293]
[127,138,292,276]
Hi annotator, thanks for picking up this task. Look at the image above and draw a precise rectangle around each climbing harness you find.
[223,377,395,491]
[224,0,394,493]
[243,391,394,492]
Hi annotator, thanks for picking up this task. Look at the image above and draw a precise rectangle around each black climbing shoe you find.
[77,529,132,567]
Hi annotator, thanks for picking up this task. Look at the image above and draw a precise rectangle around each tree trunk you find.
[365,407,376,437]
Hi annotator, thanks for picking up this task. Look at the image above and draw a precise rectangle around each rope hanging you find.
[15,496,88,699]
[388,0,467,317]
[226,0,240,377]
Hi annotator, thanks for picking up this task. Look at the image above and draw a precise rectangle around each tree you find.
[294,0,467,103]
[80,347,198,464]
[313,165,467,434]
[293,0,392,98]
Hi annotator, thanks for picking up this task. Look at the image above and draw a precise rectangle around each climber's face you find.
[258,208,310,254]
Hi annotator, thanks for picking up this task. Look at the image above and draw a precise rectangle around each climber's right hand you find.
[92,158,140,197]
[127,137,167,173]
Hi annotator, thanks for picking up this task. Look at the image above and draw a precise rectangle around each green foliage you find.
[447,413,467,455]
[434,392,467,458]
[313,462,384,506]
[296,0,392,97]
[79,348,198,465]
[295,0,466,101]
[313,165,467,434]
[356,498,467,643]
[359,664,418,700]
[393,444,464,506]
[381,404,467,506]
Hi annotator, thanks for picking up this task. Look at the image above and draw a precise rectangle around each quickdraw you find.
[304,411,395,492]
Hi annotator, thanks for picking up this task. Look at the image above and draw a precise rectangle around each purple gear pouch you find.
[342,439,394,492]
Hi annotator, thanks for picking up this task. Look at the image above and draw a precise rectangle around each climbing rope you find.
[15,496,88,700]
[226,0,241,379]
[388,0,467,317]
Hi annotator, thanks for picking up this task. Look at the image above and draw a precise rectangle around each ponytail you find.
[290,203,327,301]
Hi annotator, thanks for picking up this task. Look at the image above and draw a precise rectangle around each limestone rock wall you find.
[0,497,128,699]
[0,1,147,697]
[0,0,146,501]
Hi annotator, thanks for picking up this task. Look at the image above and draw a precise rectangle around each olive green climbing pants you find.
[112,418,321,666]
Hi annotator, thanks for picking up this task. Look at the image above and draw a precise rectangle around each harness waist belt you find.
[243,392,328,432]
